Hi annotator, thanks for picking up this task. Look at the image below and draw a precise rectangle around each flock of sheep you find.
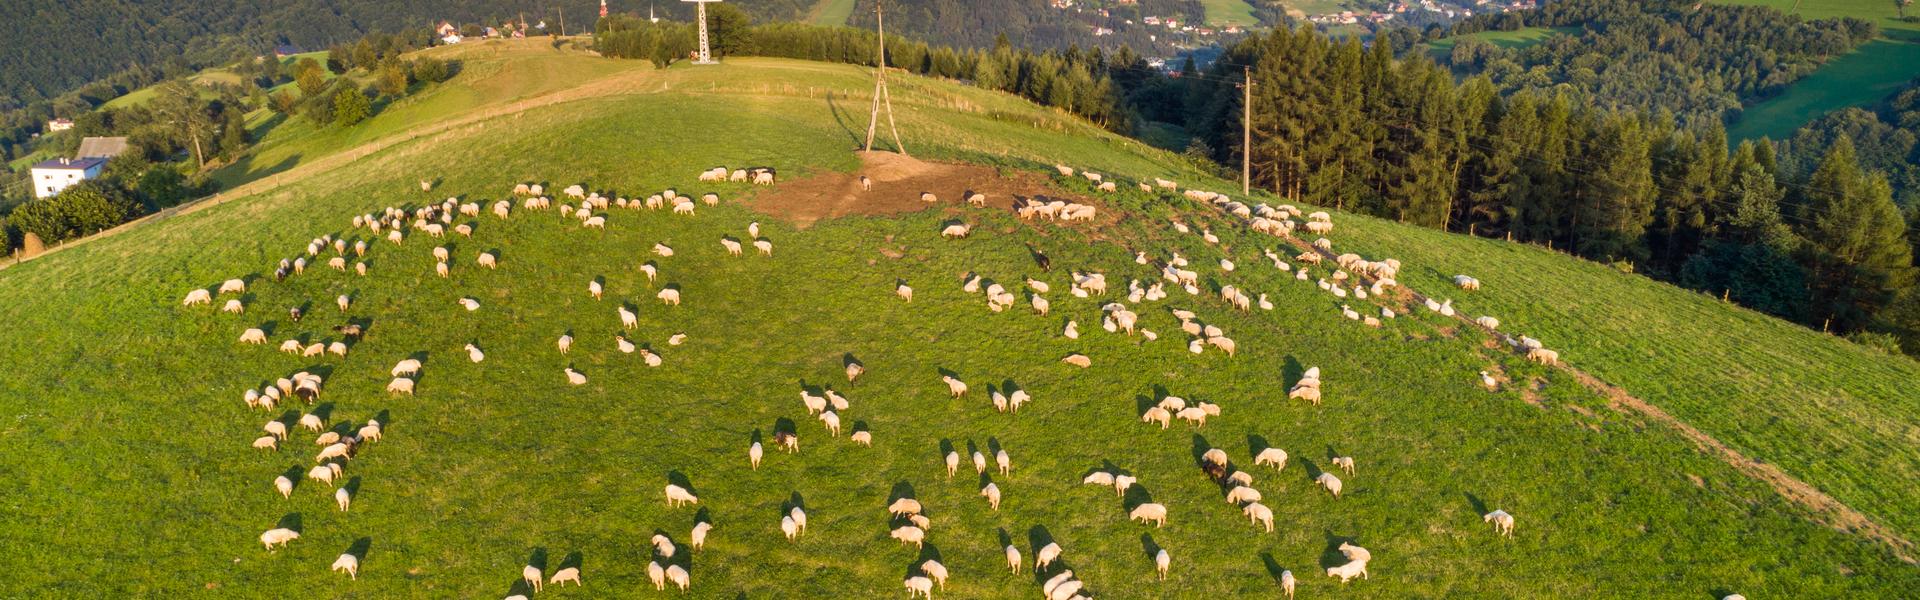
[177,158,1585,597]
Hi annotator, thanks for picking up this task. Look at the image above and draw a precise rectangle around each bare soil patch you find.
[748,151,1094,229]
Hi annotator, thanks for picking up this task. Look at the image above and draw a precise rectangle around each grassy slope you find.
[1,44,1917,598]
[1200,0,1261,27]
[806,0,860,26]
[1719,0,1920,140]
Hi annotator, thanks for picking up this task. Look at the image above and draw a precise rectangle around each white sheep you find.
[239,328,267,344]
[1156,548,1171,580]
[1317,472,1344,497]
[665,483,699,507]
[981,482,1002,510]
[307,464,338,486]
[941,223,971,239]
[648,561,666,590]
[1528,347,1560,366]
[619,306,639,329]
[464,343,485,363]
[1130,502,1168,527]
[1485,509,1516,537]
[820,410,841,436]
[1244,502,1274,532]
[1454,274,1481,290]
[1332,456,1355,475]
[692,521,712,550]
[523,564,544,592]
[658,288,681,306]
[1326,559,1369,583]
[896,283,914,302]
[1035,542,1062,570]
[252,435,278,450]
[565,368,588,386]
[889,497,923,516]
[458,297,480,311]
[548,567,581,587]
[477,252,497,269]
[557,334,573,354]
[891,525,925,549]
[754,239,773,256]
[221,299,245,314]
[945,451,961,478]
[1254,448,1288,470]
[665,564,690,590]
[331,552,359,579]
[259,527,299,549]
[335,487,351,511]
[274,475,294,499]
[943,376,967,397]
[904,575,933,598]
[1281,569,1296,598]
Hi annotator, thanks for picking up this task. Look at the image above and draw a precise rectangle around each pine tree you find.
[1799,136,1916,328]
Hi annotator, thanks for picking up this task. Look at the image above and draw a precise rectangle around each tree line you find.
[1174,27,1916,353]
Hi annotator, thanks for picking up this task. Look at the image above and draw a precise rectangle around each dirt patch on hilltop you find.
[747,151,1096,229]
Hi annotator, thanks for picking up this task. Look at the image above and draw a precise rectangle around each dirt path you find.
[1273,223,1918,564]
[747,151,1093,229]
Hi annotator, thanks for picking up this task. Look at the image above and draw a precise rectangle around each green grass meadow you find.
[2,45,1918,598]
[806,0,860,26]
[1719,0,1920,140]
[1200,0,1261,27]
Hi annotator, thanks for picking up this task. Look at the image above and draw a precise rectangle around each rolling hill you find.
[2,39,1918,598]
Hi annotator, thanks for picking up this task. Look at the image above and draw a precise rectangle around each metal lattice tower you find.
[687,0,718,64]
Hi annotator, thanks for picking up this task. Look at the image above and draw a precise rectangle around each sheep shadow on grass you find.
[279,465,305,491]
[344,537,372,561]
[556,551,583,573]
[772,418,797,438]
[1187,434,1214,466]
[1281,356,1306,389]
[783,492,807,513]
[1247,434,1271,456]
[1139,533,1162,562]
[935,366,961,380]
[275,513,303,533]
[311,402,336,422]
[694,507,712,527]
[1258,552,1290,585]
[665,471,696,495]
[1320,531,1359,569]
[1121,485,1155,511]
[1466,492,1488,516]
[527,547,549,571]
[343,477,361,499]
[889,481,918,504]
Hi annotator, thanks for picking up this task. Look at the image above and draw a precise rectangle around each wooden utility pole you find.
[559,7,566,36]
[1241,65,1252,196]
[864,2,907,155]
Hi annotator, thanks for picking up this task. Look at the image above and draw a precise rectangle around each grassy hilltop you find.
[2,40,1918,598]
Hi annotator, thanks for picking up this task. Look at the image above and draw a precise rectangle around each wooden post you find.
[559,7,566,36]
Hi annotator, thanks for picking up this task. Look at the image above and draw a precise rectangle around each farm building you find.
[29,157,105,199]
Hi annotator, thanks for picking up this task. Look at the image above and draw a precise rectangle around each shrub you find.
[7,180,139,244]
[1846,331,1904,355]
[136,165,190,210]
[412,57,450,83]
[333,86,371,126]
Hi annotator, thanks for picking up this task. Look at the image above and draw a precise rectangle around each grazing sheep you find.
[1175,407,1209,427]
[1156,548,1171,580]
[691,521,712,550]
[889,498,923,516]
[221,299,245,314]
[263,420,289,439]
[943,376,967,397]
[658,288,682,306]
[775,431,799,452]
[662,564,690,590]
[183,289,214,306]
[239,328,268,344]
[647,561,666,590]
[1225,486,1262,505]
[945,451,961,478]
[457,297,480,312]
[476,252,497,269]
[299,413,325,432]
[791,506,810,535]
[259,528,299,550]
[896,283,913,302]
[1281,569,1296,598]
[565,368,588,386]
[335,487,351,511]
[749,238,773,256]
[1244,502,1274,532]
[1454,274,1481,290]
[922,559,949,590]
[1130,503,1168,527]
[619,306,639,329]
[1036,542,1063,570]
[664,484,699,507]
[1202,448,1229,467]
[1317,472,1344,497]
[557,334,573,353]
[1326,559,1369,583]
[996,449,1012,473]
[940,223,971,239]
[548,567,581,587]
[1338,542,1372,562]
[307,464,338,486]
[1255,448,1288,470]
[891,525,926,549]
[1140,407,1172,429]
[821,410,841,436]
[465,343,485,363]
[1485,509,1516,537]
[391,358,422,377]
[331,552,359,579]
[274,475,294,499]
[1527,347,1560,366]
[523,564,544,592]
[1332,456,1355,475]
[1476,315,1500,330]
[981,482,1002,510]
[850,430,872,446]
[252,435,279,450]
[904,575,933,598]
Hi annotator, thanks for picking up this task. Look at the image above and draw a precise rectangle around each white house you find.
[45,118,73,132]
[30,157,106,199]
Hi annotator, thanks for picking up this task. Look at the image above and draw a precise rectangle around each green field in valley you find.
[1424,26,1581,60]
[2,41,1918,598]
[1719,0,1920,140]
[806,0,860,26]
[1201,0,1261,27]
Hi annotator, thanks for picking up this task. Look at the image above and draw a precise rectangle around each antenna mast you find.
[863,1,906,155]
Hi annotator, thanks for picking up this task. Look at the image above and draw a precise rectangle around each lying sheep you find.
[1062,353,1091,368]
[565,368,588,386]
